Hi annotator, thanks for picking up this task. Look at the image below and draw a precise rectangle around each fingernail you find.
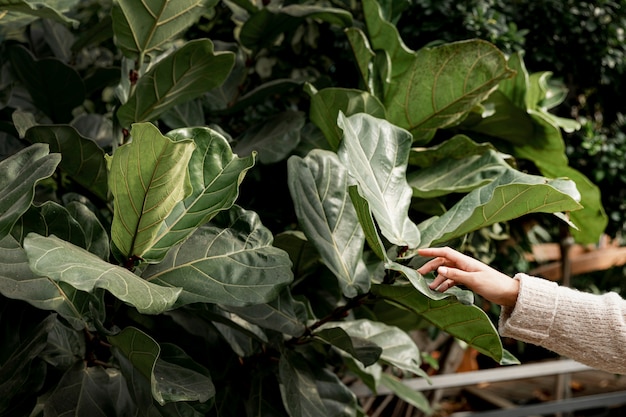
[438,266,448,275]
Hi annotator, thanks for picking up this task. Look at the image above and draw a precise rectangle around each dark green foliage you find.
[0,1,610,416]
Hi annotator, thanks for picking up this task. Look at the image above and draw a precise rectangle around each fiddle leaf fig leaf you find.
[362,0,514,143]
[337,112,420,248]
[288,149,370,298]
[143,206,293,307]
[306,85,386,150]
[0,143,61,242]
[116,39,235,128]
[111,0,213,60]
[24,234,181,314]
[239,4,352,52]
[323,319,428,378]
[0,0,79,27]
[24,125,108,201]
[372,283,519,365]
[143,126,255,262]
[224,288,307,337]
[0,234,103,331]
[314,327,382,367]
[279,350,356,417]
[107,122,195,260]
[419,169,583,248]
[408,148,509,199]
[110,327,214,406]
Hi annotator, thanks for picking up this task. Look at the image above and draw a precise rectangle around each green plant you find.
[0,0,604,416]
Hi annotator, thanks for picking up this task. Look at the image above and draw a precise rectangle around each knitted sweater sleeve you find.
[499,273,626,375]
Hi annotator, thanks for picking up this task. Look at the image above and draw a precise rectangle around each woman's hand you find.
[417,247,520,307]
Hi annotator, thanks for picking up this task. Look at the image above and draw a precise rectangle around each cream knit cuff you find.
[499,273,559,343]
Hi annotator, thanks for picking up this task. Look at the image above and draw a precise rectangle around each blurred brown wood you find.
[526,235,626,281]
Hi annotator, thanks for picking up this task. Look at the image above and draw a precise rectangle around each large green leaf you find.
[109,326,214,406]
[0,143,60,242]
[279,350,356,417]
[143,206,293,307]
[233,110,305,164]
[344,28,377,94]
[418,169,583,248]
[116,39,235,128]
[306,84,386,151]
[348,185,387,262]
[314,327,382,366]
[288,149,370,298]
[408,147,509,199]
[107,122,195,260]
[24,234,181,314]
[224,288,307,337]
[337,112,420,248]
[111,0,214,60]
[372,283,519,365]
[7,45,84,123]
[408,134,494,168]
[514,110,606,244]
[0,235,103,330]
[239,4,353,51]
[43,361,135,416]
[24,125,108,201]
[323,318,427,378]
[11,199,109,260]
[143,126,255,262]
[362,0,513,143]
[0,0,79,32]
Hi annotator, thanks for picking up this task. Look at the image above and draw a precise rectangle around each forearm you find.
[499,273,626,375]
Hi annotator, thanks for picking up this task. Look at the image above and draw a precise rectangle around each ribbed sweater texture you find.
[499,273,626,374]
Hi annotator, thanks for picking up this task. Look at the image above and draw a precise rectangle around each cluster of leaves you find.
[0,0,607,416]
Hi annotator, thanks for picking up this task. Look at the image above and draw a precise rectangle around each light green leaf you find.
[348,185,387,262]
[408,134,494,169]
[116,39,235,128]
[419,169,583,248]
[324,318,427,378]
[24,125,108,201]
[24,234,181,314]
[0,143,61,242]
[143,126,255,262]
[408,148,509,199]
[0,0,79,29]
[143,206,293,307]
[0,234,102,330]
[372,283,519,365]
[287,149,370,298]
[337,112,420,248]
[111,0,213,60]
[107,122,195,259]
[306,84,386,150]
